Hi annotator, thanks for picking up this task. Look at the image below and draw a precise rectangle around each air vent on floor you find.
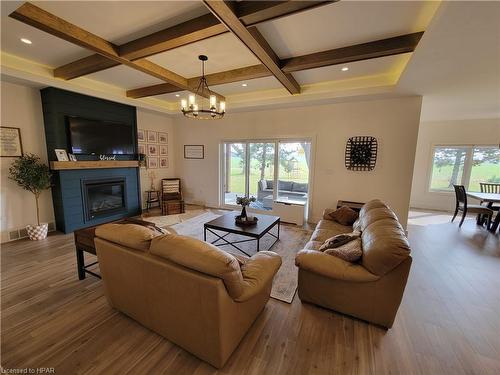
[19,228,28,238]
[8,230,20,241]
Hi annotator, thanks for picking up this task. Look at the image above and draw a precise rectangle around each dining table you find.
[467,192,500,232]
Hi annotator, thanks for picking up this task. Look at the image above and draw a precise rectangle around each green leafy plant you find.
[236,196,256,206]
[8,154,51,226]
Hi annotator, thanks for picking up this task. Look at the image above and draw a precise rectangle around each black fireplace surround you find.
[83,178,127,221]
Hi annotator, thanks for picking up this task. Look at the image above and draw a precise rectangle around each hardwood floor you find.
[1,209,499,374]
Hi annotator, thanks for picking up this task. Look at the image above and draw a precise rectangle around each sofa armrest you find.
[235,251,282,302]
[295,250,379,282]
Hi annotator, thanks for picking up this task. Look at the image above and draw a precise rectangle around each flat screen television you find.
[67,116,135,155]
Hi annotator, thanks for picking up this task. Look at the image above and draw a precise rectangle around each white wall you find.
[410,118,500,211]
[1,81,54,242]
[0,81,175,242]
[175,96,422,227]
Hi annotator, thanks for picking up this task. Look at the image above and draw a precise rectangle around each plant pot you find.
[26,223,48,240]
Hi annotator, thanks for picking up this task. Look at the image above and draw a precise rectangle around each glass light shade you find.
[188,95,195,106]
[220,101,226,112]
[181,99,187,109]
[210,95,216,107]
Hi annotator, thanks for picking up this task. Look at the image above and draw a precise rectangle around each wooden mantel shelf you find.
[50,161,139,170]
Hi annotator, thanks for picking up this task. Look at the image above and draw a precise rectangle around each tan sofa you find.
[94,223,281,368]
[295,200,412,328]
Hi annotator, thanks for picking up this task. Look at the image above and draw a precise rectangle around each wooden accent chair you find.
[452,185,493,228]
[161,178,185,215]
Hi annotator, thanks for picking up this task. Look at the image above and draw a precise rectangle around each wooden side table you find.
[146,190,161,211]
[73,217,164,280]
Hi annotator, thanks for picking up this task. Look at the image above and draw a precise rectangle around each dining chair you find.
[452,185,493,228]
[480,182,500,210]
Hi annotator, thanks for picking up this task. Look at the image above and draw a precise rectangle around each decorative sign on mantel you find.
[100,155,117,161]
[184,145,204,159]
[0,127,23,157]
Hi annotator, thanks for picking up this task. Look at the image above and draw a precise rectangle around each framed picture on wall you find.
[148,144,158,156]
[147,130,158,143]
[159,145,168,155]
[184,145,204,159]
[147,157,158,169]
[0,126,23,157]
[160,157,169,168]
[138,144,146,155]
[54,149,69,161]
[137,129,145,142]
[158,132,168,144]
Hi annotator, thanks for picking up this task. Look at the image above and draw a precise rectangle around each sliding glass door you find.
[222,140,311,211]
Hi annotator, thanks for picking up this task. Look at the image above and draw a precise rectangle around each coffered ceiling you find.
[0,0,458,116]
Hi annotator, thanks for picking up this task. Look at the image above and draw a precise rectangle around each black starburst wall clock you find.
[345,136,378,171]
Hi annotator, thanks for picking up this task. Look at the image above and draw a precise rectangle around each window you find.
[222,140,311,210]
[429,145,499,192]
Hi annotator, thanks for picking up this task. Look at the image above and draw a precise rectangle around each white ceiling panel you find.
[257,1,439,59]
[294,54,411,85]
[86,65,163,89]
[148,33,260,78]
[211,76,283,96]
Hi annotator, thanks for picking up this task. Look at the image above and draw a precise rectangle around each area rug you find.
[165,211,311,303]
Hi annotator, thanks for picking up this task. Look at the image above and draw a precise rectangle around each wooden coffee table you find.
[204,212,280,256]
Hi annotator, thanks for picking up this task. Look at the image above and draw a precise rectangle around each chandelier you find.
[180,55,225,120]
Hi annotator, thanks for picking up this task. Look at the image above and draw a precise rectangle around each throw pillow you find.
[328,206,359,226]
[324,238,363,262]
[319,232,359,251]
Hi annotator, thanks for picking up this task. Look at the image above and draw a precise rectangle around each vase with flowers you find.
[235,196,258,226]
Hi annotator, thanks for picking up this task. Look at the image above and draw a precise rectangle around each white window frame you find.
[428,144,499,193]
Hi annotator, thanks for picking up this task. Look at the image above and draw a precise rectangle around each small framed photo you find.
[147,157,158,169]
[147,130,158,143]
[148,144,158,156]
[0,126,23,157]
[137,129,145,142]
[159,145,168,156]
[68,153,77,161]
[138,144,146,155]
[54,149,69,161]
[158,132,168,144]
[159,157,169,168]
[184,145,204,159]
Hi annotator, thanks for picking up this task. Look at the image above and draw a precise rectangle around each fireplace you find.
[83,178,127,221]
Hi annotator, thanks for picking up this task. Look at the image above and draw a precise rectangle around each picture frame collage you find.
[138,129,168,169]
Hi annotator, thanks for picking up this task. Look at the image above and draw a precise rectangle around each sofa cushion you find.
[291,182,308,193]
[259,180,267,191]
[150,234,244,299]
[266,179,274,190]
[361,220,410,276]
[359,207,398,231]
[278,180,293,191]
[316,219,353,234]
[328,206,359,226]
[359,199,388,217]
[95,223,163,251]
[324,238,363,263]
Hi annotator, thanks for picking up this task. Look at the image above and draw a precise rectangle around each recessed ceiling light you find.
[20,38,32,45]
[341,67,349,72]
[175,94,180,97]
[241,83,248,87]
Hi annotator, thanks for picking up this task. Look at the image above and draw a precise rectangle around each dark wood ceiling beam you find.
[236,0,336,27]
[9,2,224,100]
[281,32,425,72]
[127,83,180,99]
[125,31,424,98]
[52,1,334,80]
[202,0,300,94]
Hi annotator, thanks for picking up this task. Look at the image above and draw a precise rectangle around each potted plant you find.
[9,153,52,240]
